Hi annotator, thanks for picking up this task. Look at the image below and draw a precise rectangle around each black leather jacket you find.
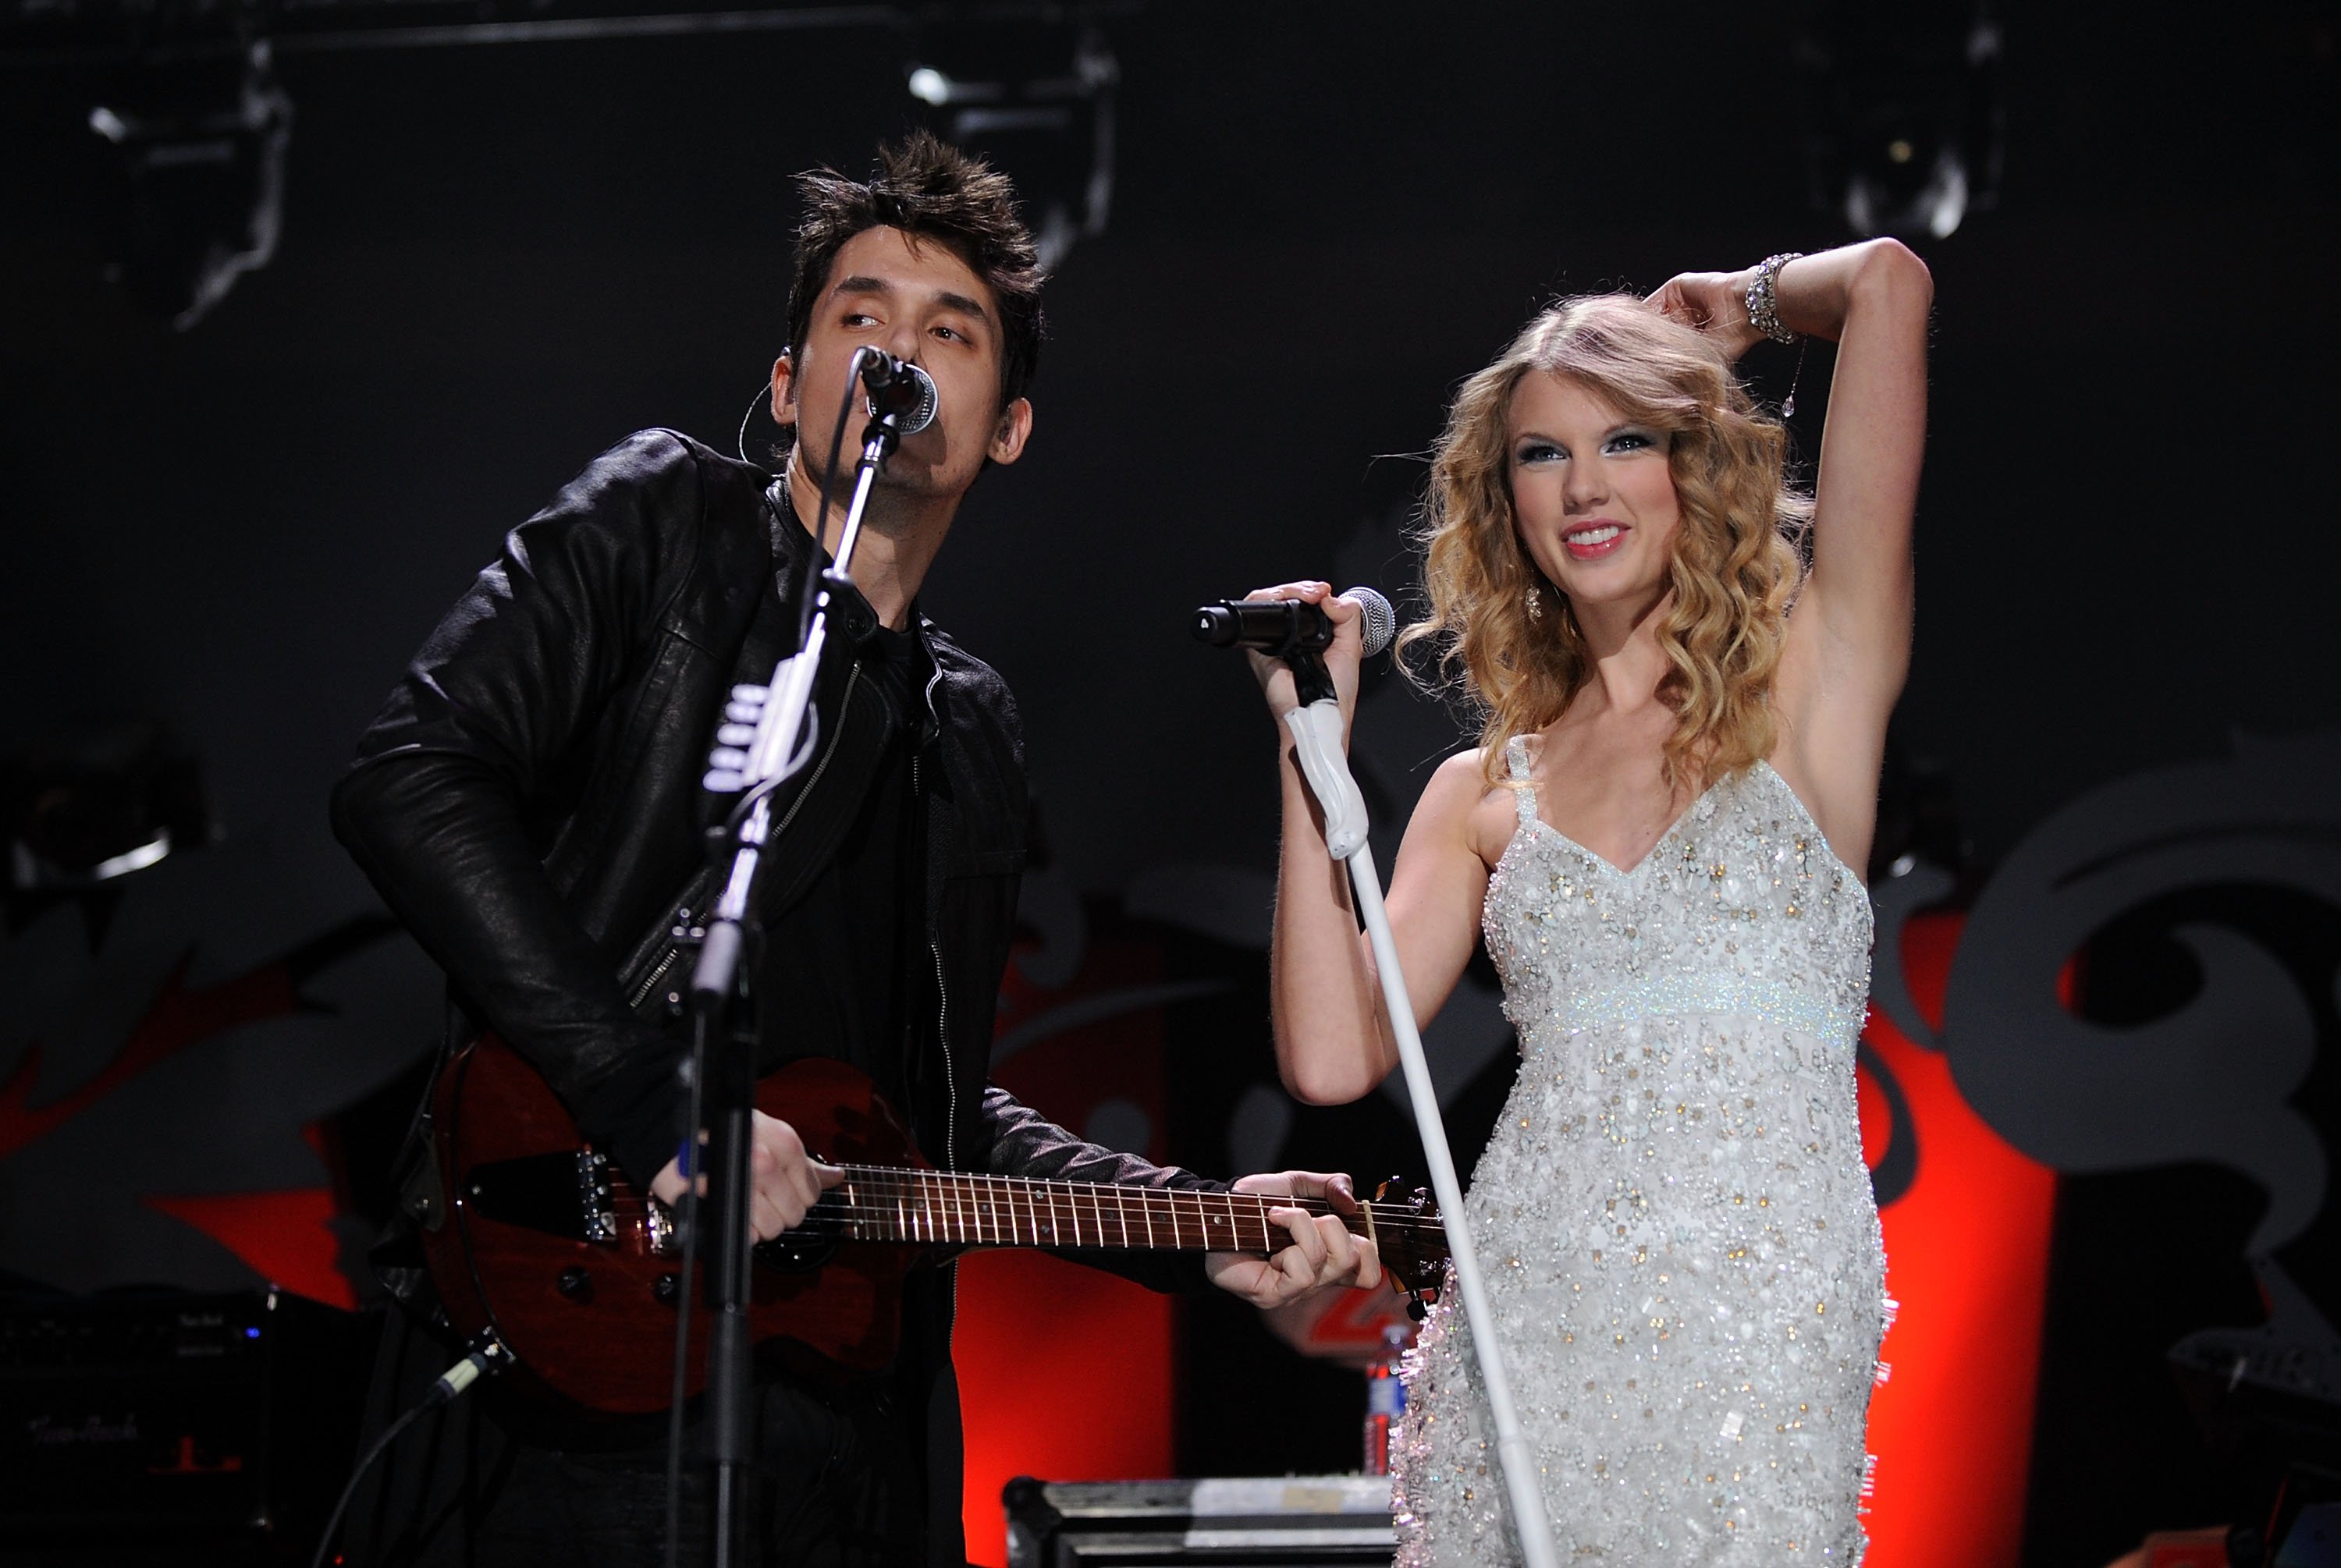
[330,430,1217,1563]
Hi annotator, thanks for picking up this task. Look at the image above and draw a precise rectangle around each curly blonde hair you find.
[1401,294,1813,793]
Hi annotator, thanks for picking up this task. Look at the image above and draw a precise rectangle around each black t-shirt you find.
[751,612,931,1127]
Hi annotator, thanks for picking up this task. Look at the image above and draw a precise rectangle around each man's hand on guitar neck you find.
[1204,1170,1384,1308]
[647,1109,847,1242]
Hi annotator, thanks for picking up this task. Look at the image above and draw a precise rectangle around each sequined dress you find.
[1391,739,1885,1566]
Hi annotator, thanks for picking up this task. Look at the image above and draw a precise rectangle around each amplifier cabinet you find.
[0,1288,364,1565]
[1005,1475,1394,1568]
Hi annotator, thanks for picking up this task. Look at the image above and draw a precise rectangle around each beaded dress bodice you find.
[1391,740,1886,1567]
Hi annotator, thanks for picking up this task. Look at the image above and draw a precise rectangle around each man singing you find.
[332,132,1379,1567]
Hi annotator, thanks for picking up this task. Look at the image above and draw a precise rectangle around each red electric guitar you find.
[415,1034,1448,1414]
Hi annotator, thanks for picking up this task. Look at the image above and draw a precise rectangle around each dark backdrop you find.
[5,5,2336,907]
[4,5,2337,1564]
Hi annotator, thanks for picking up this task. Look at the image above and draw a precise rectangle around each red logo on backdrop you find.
[1,919,396,1308]
[1857,910,2059,1568]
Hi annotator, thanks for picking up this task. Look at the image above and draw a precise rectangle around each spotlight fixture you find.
[904,20,1119,273]
[1798,2,2002,240]
[89,41,291,329]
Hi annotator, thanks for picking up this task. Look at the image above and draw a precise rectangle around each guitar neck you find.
[813,1166,1419,1254]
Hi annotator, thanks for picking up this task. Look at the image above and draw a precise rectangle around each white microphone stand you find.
[1281,662,1559,1568]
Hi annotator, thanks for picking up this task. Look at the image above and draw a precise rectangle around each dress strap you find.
[1504,735,1538,828]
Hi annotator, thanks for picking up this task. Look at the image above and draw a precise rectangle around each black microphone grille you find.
[1345,586,1397,658]
[900,364,938,435]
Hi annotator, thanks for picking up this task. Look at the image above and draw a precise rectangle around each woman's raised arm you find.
[1652,239,1933,867]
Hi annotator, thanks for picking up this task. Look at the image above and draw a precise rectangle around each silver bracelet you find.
[1745,252,1803,343]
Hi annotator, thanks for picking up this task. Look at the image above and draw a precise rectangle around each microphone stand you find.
[686,373,908,1568]
[1274,647,1560,1568]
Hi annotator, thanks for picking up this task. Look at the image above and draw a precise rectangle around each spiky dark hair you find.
[785,129,1046,410]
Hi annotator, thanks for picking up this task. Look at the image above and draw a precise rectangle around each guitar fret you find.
[1141,1188,1156,1249]
[1258,1195,1274,1255]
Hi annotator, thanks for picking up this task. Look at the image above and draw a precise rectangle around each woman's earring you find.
[1526,584,1543,623]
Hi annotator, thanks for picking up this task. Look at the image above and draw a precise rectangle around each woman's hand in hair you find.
[1646,269,1765,360]
[1240,580,1366,737]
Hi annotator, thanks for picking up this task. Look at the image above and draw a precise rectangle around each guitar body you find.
[421,1036,927,1415]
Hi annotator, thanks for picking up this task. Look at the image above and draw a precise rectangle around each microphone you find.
[858,351,938,435]
[1192,587,1397,658]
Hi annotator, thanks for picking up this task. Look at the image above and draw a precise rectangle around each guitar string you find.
[595,1198,1442,1236]
[588,1168,1448,1250]
[600,1169,1443,1216]
[591,1197,1446,1242]
[599,1186,1444,1226]
[591,1208,1449,1243]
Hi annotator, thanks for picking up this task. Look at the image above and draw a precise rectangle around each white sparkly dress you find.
[1391,738,1886,1566]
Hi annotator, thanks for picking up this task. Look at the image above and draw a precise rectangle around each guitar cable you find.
[307,1334,509,1568]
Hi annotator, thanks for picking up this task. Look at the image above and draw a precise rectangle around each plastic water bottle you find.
[1363,1328,1408,1474]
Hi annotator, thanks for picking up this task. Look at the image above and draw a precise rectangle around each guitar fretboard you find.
[797,1166,1440,1256]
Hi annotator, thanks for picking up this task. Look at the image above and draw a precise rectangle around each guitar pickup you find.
[464,1150,619,1243]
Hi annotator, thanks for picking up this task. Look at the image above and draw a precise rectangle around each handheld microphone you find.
[858,351,938,435]
[1193,587,1397,659]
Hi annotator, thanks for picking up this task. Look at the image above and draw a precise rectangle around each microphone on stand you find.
[1192,587,1397,658]
[858,352,938,435]
[1186,576,1561,1568]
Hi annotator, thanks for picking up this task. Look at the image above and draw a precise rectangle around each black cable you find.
[309,1340,503,1568]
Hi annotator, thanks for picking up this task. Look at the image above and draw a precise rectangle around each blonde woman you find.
[1246,239,1931,1565]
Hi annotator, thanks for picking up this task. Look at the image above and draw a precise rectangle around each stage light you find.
[906,66,952,106]
[1799,3,2003,241]
[903,20,1119,272]
[87,41,292,329]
